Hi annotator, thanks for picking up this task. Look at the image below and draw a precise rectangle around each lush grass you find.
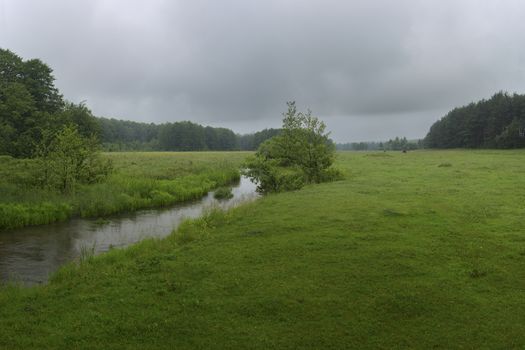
[2,150,525,348]
[0,152,248,230]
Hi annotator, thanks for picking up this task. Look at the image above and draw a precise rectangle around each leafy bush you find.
[244,102,339,193]
[37,125,113,193]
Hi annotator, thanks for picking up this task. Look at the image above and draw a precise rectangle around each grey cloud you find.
[2,0,525,141]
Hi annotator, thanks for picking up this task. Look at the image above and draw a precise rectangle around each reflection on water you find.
[0,176,258,285]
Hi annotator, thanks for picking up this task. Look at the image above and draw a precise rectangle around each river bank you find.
[0,176,257,285]
[0,152,249,230]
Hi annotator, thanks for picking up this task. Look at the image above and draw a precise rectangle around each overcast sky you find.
[2,0,525,142]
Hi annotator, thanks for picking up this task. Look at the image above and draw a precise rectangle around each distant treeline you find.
[425,92,525,148]
[99,117,281,151]
[0,48,281,157]
[337,137,422,151]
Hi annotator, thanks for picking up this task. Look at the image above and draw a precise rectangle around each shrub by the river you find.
[214,187,234,200]
[245,102,341,193]
[37,125,113,194]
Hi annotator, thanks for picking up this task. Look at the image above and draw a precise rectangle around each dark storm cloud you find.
[2,0,525,141]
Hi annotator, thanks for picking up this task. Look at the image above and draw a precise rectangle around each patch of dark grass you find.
[438,163,452,167]
[214,187,234,200]
[245,229,264,236]
[93,218,111,226]
[383,209,406,217]
[469,268,487,278]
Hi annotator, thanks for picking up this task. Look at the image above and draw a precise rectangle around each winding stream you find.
[0,176,258,285]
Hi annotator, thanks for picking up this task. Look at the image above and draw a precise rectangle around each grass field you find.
[2,150,525,348]
[0,152,248,230]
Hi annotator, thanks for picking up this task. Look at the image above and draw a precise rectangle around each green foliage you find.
[78,242,96,265]
[213,187,234,200]
[20,58,63,113]
[173,207,230,245]
[337,138,423,151]
[98,117,280,152]
[0,81,39,157]
[237,128,282,150]
[425,91,525,148]
[0,48,102,157]
[244,156,305,193]
[99,117,259,151]
[0,202,72,230]
[245,102,337,192]
[382,137,422,151]
[57,102,101,138]
[158,121,207,151]
[37,125,112,193]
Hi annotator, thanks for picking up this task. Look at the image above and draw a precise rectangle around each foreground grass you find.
[2,150,525,348]
[0,152,248,230]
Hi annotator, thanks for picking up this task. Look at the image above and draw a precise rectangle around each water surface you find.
[0,176,258,285]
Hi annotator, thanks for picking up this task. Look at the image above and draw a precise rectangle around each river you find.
[0,176,258,285]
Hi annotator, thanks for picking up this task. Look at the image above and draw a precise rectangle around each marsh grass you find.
[0,152,248,230]
[213,187,234,200]
[78,242,96,264]
[172,206,229,245]
[0,202,72,230]
[93,218,111,226]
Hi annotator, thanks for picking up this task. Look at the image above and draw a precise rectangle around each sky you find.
[2,0,525,142]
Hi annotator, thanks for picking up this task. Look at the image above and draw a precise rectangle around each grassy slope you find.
[2,150,525,348]
[0,152,248,229]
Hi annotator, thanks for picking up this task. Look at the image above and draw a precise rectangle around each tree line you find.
[99,117,281,152]
[336,137,422,151]
[0,48,280,156]
[424,92,525,148]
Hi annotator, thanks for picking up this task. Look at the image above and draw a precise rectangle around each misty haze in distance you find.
[1,0,525,142]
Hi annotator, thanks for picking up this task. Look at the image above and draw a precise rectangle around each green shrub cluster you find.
[37,125,113,193]
[244,102,342,193]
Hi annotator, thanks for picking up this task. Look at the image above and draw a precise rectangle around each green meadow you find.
[2,150,525,348]
[0,152,248,230]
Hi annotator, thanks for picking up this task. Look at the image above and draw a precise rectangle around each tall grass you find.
[0,202,72,230]
[0,152,249,230]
